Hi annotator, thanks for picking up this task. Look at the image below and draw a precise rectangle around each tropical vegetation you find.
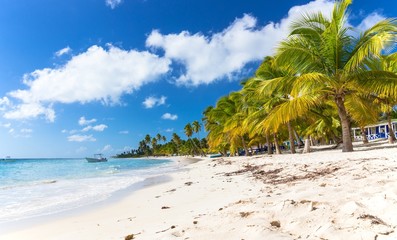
[115,124,208,158]
[117,0,397,158]
[204,0,397,154]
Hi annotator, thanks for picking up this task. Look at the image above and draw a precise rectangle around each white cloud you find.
[106,0,123,9]
[82,124,108,132]
[119,130,129,134]
[67,134,96,142]
[161,113,178,120]
[165,128,174,132]
[142,96,167,108]
[0,97,10,111]
[93,124,108,131]
[61,129,68,133]
[8,128,14,134]
[55,46,72,57]
[79,117,97,126]
[101,144,113,152]
[20,128,33,133]
[3,103,55,122]
[5,45,170,121]
[356,12,386,32]
[146,0,334,86]
[1,123,11,128]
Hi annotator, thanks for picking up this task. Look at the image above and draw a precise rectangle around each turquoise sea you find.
[0,158,172,224]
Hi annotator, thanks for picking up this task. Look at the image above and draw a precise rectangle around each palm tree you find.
[203,105,230,155]
[144,134,151,146]
[192,120,205,156]
[156,133,162,142]
[151,137,158,155]
[275,0,397,152]
[365,53,397,143]
[249,56,298,154]
[184,123,198,156]
[184,123,193,138]
[172,133,182,155]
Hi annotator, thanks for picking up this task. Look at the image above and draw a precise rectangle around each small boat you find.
[85,154,107,163]
[0,156,14,162]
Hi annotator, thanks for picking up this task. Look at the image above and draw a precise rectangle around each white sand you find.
[1,141,397,240]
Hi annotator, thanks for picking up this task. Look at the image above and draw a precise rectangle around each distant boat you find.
[85,154,107,163]
[1,156,14,162]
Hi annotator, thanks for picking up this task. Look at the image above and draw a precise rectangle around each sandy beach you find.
[1,141,397,240]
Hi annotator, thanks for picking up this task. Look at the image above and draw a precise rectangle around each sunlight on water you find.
[0,158,172,223]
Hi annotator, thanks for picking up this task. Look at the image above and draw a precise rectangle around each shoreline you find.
[1,145,397,239]
[0,156,194,235]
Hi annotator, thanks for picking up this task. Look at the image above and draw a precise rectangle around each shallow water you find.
[0,158,172,223]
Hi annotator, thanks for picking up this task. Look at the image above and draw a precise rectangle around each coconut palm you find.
[156,133,162,142]
[213,92,250,156]
[144,134,151,146]
[365,53,397,143]
[151,137,158,155]
[245,56,298,154]
[184,123,200,156]
[274,0,397,152]
[203,102,231,155]
[172,133,182,155]
[192,120,205,156]
[184,123,193,139]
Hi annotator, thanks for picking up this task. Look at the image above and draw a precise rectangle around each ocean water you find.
[0,158,172,224]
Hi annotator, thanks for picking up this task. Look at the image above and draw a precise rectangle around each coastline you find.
[0,156,188,235]
[1,144,397,239]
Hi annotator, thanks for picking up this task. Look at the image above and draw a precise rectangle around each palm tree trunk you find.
[387,113,396,144]
[265,132,273,155]
[273,133,282,154]
[335,96,353,152]
[293,129,304,148]
[303,136,311,153]
[196,133,205,156]
[287,121,296,154]
[241,136,249,156]
[360,127,369,144]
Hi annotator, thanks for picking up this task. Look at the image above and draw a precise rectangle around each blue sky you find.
[0,0,395,158]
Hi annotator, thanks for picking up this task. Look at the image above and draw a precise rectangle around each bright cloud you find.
[161,113,178,120]
[146,0,334,86]
[142,96,167,108]
[356,12,386,32]
[20,128,33,133]
[119,130,129,134]
[101,144,113,152]
[79,117,97,126]
[1,123,11,128]
[55,46,72,57]
[5,45,170,121]
[67,134,96,142]
[165,128,174,132]
[0,97,10,111]
[82,124,108,132]
[1,0,385,124]
[3,103,55,122]
[106,0,123,9]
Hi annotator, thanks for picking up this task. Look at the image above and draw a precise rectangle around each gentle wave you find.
[0,158,174,223]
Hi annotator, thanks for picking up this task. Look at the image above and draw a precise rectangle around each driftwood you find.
[258,167,340,185]
[225,164,340,185]
[358,214,389,226]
